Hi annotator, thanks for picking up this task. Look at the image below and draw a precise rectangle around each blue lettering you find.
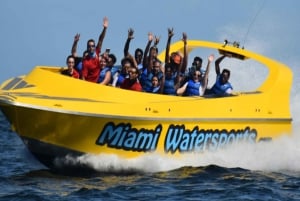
[165,125,184,153]
[123,132,136,149]
[96,122,161,152]
[97,123,259,154]
[195,133,205,151]
[180,133,190,151]
[164,125,258,153]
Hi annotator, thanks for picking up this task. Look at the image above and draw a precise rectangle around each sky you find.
[0,0,299,108]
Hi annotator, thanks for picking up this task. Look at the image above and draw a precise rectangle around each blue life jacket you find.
[163,75,176,95]
[211,75,233,95]
[116,73,127,87]
[97,67,111,83]
[186,80,201,96]
[143,71,163,92]
[149,86,161,93]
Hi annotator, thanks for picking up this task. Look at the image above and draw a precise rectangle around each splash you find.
[59,129,300,174]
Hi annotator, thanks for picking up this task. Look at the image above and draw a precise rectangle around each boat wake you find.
[55,128,300,175]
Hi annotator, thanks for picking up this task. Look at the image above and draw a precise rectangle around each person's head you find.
[100,56,108,68]
[170,51,182,66]
[86,39,96,55]
[152,60,161,74]
[192,70,201,82]
[128,67,139,80]
[192,56,203,69]
[121,58,134,74]
[151,75,160,87]
[150,46,158,58]
[135,48,143,64]
[221,69,231,84]
[66,55,75,69]
[107,54,117,67]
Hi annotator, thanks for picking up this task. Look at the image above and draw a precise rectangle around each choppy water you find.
[1,111,300,200]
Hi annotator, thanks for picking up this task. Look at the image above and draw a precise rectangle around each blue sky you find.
[0,0,299,104]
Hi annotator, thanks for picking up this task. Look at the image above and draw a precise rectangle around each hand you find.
[128,28,134,39]
[154,35,160,45]
[74,33,80,42]
[148,32,153,42]
[168,28,174,38]
[103,16,108,28]
[208,54,214,62]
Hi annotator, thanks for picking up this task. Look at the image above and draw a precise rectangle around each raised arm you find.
[71,33,80,57]
[147,45,155,74]
[165,28,174,63]
[181,32,188,74]
[215,55,226,75]
[201,54,214,94]
[96,17,109,51]
[124,28,134,57]
[142,32,153,68]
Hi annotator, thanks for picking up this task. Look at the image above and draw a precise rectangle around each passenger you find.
[71,33,84,74]
[143,58,163,92]
[142,32,160,69]
[164,28,188,85]
[120,67,142,92]
[81,17,108,82]
[162,30,188,95]
[61,55,80,79]
[97,51,117,85]
[140,32,160,90]
[123,28,144,73]
[177,54,214,96]
[188,56,205,79]
[161,64,179,95]
[112,57,135,87]
[148,75,162,94]
[207,54,233,96]
[97,53,111,85]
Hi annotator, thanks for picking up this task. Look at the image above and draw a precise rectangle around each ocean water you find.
[1,110,300,201]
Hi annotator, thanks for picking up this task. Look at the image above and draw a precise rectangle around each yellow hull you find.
[0,40,293,170]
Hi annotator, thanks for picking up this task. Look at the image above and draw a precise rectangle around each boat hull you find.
[0,102,291,170]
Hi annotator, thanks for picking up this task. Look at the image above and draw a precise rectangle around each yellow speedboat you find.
[0,40,293,171]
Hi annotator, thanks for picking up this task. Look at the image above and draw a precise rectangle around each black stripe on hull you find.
[20,137,143,176]
[21,137,100,176]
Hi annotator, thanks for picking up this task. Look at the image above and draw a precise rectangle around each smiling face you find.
[87,40,96,54]
[151,76,159,87]
[135,49,143,64]
[66,56,75,70]
[152,61,161,74]
[221,69,230,84]
[128,67,138,80]
[193,70,201,82]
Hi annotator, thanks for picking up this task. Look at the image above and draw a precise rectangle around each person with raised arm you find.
[208,54,233,95]
[123,28,144,72]
[177,54,214,96]
[81,17,108,82]
[161,30,187,95]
